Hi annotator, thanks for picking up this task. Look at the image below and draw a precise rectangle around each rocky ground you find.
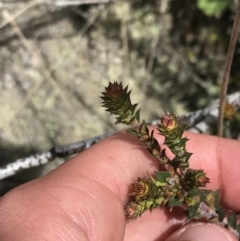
[0,0,239,193]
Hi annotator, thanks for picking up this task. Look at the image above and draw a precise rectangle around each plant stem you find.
[217,0,240,137]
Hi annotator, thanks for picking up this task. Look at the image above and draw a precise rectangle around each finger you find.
[0,132,159,241]
[54,131,160,204]
[165,222,237,241]
[0,130,240,241]
[36,131,240,240]
[124,207,185,241]
[180,132,240,210]
[123,130,240,241]
[136,128,240,209]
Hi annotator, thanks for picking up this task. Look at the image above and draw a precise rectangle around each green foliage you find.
[102,81,240,239]
[155,171,170,183]
[197,0,230,17]
[101,82,140,125]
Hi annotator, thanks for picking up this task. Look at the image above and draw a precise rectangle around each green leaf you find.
[212,190,221,211]
[168,197,183,207]
[198,189,212,201]
[135,109,141,123]
[236,223,240,236]
[187,189,201,197]
[204,190,221,211]
[170,157,180,170]
[185,202,201,219]
[228,213,238,229]
[155,171,170,183]
[217,208,226,222]
[197,0,230,17]
[101,82,140,125]
[139,120,148,135]
[178,137,188,147]
[159,149,169,164]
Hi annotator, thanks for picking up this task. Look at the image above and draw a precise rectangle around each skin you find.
[0,130,239,241]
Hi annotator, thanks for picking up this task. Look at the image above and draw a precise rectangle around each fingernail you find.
[165,223,237,241]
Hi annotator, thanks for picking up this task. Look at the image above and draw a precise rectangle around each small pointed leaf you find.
[228,213,238,229]
[235,223,240,236]
[168,197,183,207]
[185,202,201,219]
[155,171,170,183]
[218,208,226,222]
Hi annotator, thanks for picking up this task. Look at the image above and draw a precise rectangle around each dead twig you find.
[50,6,102,74]
[217,0,240,137]
[3,10,74,108]
[0,133,111,180]
[1,91,239,181]
[51,0,111,6]
[0,0,42,29]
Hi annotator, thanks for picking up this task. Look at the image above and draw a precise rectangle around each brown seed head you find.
[130,179,150,199]
[104,81,123,98]
[124,202,144,219]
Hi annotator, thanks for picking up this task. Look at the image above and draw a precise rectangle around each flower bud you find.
[124,202,145,219]
[130,178,160,200]
[103,81,123,98]
[130,179,150,200]
[184,169,210,190]
[160,114,179,131]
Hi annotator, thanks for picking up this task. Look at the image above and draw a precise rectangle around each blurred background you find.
[0,0,240,193]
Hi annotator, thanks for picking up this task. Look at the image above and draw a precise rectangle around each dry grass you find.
[0,1,174,185]
[0,0,233,190]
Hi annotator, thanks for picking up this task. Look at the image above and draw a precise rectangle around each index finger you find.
[183,131,240,210]
[72,129,239,241]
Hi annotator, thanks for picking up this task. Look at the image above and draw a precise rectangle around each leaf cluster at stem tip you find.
[101,81,240,240]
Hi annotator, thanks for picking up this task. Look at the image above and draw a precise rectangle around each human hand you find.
[0,130,239,241]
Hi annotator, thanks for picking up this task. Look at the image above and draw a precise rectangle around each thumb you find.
[165,222,237,241]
